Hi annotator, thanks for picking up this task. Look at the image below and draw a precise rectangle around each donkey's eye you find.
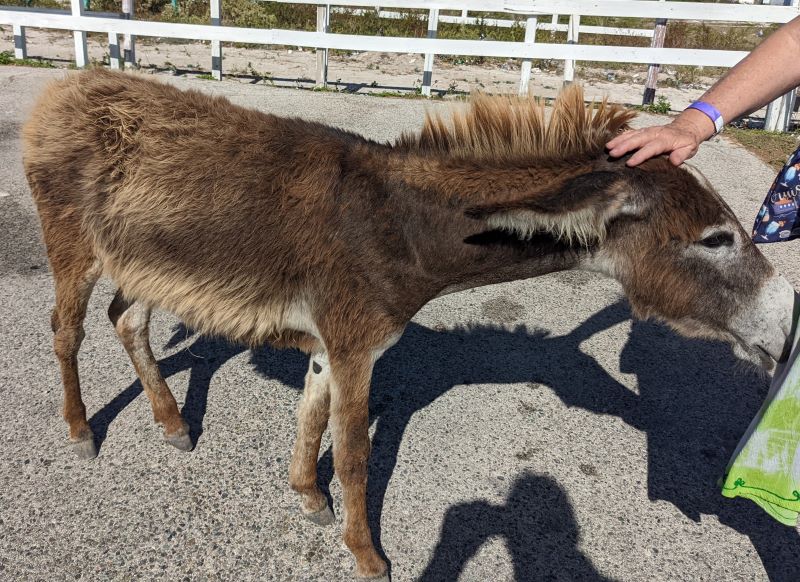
[698,232,734,248]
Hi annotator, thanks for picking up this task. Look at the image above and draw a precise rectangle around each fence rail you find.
[2,0,799,129]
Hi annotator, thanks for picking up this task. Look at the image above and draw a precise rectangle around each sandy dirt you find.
[1,67,799,582]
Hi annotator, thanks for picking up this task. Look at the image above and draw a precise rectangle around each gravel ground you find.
[1,67,799,582]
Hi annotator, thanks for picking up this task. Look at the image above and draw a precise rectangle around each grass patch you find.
[725,127,799,171]
[636,95,672,115]
[0,51,55,68]
[195,73,215,80]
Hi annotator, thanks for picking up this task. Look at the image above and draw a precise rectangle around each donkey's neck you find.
[373,150,592,308]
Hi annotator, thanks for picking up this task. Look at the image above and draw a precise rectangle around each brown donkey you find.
[24,69,794,581]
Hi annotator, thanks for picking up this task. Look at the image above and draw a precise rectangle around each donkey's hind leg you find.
[108,291,192,451]
[50,256,102,460]
[290,351,335,526]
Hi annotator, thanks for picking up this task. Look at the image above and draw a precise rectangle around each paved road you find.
[1,68,799,582]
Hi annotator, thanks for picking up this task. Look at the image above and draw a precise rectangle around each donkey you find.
[23,69,793,581]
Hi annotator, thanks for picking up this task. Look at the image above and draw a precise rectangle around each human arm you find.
[606,15,800,166]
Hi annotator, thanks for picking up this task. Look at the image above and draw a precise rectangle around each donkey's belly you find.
[98,251,318,346]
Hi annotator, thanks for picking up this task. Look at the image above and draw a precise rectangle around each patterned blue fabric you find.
[753,147,800,244]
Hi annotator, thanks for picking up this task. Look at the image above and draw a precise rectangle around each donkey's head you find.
[476,156,794,368]
[438,88,795,369]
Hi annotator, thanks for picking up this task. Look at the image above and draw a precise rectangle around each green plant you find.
[640,95,672,115]
[0,50,55,68]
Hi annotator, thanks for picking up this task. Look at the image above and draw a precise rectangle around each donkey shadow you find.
[87,302,798,580]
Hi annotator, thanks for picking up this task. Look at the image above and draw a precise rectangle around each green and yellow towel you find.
[722,303,800,526]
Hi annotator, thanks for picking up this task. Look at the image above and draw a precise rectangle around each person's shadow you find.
[86,300,798,580]
[419,471,614,582]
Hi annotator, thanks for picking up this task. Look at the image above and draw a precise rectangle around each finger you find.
[606,131,636,149]
[607,127,655,147]
[626,140,671,166]
[607,128,665,157]
[668,145,698,166]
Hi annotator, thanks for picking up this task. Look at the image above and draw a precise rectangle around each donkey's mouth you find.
[729,336,776,373]
[754,345,778,371]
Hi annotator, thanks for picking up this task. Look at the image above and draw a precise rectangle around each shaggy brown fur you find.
[24,69,782,581]
[396,89,635,163]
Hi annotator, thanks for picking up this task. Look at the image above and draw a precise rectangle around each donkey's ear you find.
[465,170,639,245]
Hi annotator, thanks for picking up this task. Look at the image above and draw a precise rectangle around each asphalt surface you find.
[1,68,799,582]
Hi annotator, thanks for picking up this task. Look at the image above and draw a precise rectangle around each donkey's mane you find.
[395,84,636,162]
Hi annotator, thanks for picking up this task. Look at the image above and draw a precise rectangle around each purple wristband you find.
[686,101,724,135]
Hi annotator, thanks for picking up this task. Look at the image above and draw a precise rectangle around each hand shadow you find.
[419,471,615,582]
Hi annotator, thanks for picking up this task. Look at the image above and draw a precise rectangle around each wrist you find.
[675,108,718,143]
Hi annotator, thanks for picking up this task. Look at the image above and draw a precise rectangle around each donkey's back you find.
[23,69,368,346]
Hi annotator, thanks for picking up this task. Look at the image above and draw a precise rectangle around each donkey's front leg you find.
[289,352,335,525]
[329,352,388,581]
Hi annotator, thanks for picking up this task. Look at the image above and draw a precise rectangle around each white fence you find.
[1,0,799,128]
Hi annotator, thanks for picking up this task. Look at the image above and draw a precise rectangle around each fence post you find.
[460,9,468,23]
[70,0,88,68]
[563,14,579,85]
[211,0,222,80]
[764,89,796,132]
[13,24,26,60]
[518,15,538,96]
[421,8,439,97]
[122,0,136,68]
[643,0,667,105]
[642,17,667,105]
[315,4,329,88]
[108,32,121,69]
[764,0,800,131]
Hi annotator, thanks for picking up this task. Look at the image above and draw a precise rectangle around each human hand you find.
[606,109,716,167]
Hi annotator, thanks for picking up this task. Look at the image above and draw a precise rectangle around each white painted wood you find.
[643,0,667,105]
[0,11,757,67]
[13,23,26,59]
[315,4,330,88]
[563,13,579,84]
[211,0,222,80]
[518,15,538,95]
[122,0,135,68]
[538,22,652,37]
[108,31,121,69]
[765,88,796,132]
[764,0,800,131]
[421,8,439,97]
[503,0,798,23]
[275,0,504,9]
[273,0,799,23]
[69,0,87,68]
[333,8,653,36]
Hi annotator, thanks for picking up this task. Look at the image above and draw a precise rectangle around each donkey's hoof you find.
[71,437,97,460]
[303,503,335,526]
[165,431,193,452]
